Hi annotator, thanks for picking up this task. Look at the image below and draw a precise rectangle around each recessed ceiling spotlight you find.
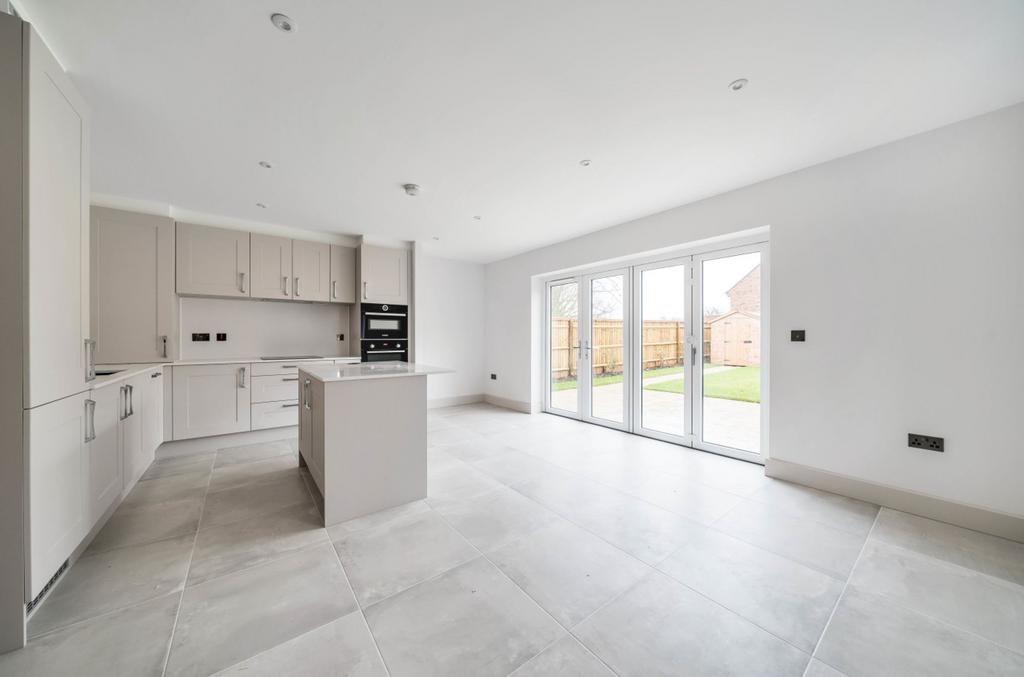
[270,13,295,33]
[256,202,267,209]
[579,159,592,167]
[472,215,482,220]
[432,236,440,241]
[729,78,749,91]
[258,160,272,169]
[402,183,421,196]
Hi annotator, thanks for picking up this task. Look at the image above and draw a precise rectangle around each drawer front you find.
[251,400,299,430]
[251,374,299,403]
[250,360,334,376]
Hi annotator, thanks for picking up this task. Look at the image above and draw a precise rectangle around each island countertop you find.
[298,361,451,382]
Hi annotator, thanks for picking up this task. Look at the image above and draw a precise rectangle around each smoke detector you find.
[403,183,421,196]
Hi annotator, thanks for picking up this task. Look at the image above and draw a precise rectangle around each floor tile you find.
[120,470,209,509]
[815,588,1024,677]
[714,500,866,579]
[804,659,849,677]
[200,473,311,529]
[870,508,1024,585]
[214,439,294,468]
[333,509,478,606]
[86,496,202,554]
[427,426,485,448]
[207,453,299,492]
[657,527,843,652]
[510,635,614,677]
[141,451,215,481]
[188,503,329,586]
[750,480,879,537]
[575,571,809,677]
[624,472,744,525]
[325,500,431,539]
[427,459,504,502]
[430,485,563,552]
[442,437,515,464]
[365,557,563,677]
[489,521,650,627]
[165,544,357,677]
[0,594,179,677]
[470,448,564,487]
[849,540,1024,653]
[212,612,387,677]
[673,450,769,496]
[28,535,193,637]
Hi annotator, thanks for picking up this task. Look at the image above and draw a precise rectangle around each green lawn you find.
[645,366,761,403]
[552,364,761,403]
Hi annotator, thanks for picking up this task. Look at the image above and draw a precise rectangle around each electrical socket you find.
[490,373,497,380]
[908,433,944,452]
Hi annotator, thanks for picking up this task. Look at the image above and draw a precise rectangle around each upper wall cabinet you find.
[361,245,409,305]
[330,245,356,303]
[91,207,176,363]
[176,223,250,298]
[250,234,293,300]
[25,27,91,408]
[293,240,331,302]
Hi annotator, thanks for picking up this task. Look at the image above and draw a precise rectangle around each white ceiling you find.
[17,1,1024,262]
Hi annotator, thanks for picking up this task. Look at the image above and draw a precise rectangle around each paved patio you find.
[551,384,760,453]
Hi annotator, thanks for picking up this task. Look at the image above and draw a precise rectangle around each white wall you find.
[414,250,486,406]
[179,297,351,359]
[484,103,1024,518]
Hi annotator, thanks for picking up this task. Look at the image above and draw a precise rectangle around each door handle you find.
[85,399,96,442]
[240,272,247,293]
[160,335,168,359]
[238,367,248,388]
[691,343,697,364]
[332,280,337,299]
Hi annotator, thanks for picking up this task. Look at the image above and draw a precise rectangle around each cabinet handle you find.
[303,379,311,409]
[127,384,135,417]
[160,335,168,359]
[240,272,247,293]
[282,403,299,408]
[363,281,367,300]
[282,377,299,382]
[294,277,300,297]
[238,367,248,388]
[84,338,96,382]
[283,276,289,296]
[332,280,337,299]
[282,365,297,369]
[85,399,96,442]
[119,386,128,421]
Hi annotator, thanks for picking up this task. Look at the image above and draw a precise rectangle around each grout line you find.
[800,509,881,677]
[159,455,216,677]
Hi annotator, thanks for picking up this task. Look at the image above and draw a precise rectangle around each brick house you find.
[726,264,761,314]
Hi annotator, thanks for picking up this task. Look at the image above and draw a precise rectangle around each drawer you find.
[250,360,334,377]
[251,400,299,430]
[251,374,300,403]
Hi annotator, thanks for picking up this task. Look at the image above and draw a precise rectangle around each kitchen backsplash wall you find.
[179,297,351,359]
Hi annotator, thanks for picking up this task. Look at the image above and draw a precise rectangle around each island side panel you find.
[322,374,427,525]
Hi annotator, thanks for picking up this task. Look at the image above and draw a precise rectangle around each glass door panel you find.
[698,251,762,455]
[637,262,689,438]
[586,272,628,426]
[548,279,579,415]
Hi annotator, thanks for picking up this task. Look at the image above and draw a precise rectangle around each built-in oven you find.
[361,340,408,362]
[361,303,408,339]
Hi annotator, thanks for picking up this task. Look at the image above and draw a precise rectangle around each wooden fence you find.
[550,319,712,380]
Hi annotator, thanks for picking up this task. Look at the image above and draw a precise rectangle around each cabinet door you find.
[120,377,146,488]
[172,364,252,440]
[250,234,293,300]
[26,393,89,599]
[176,223,250,298]
[91,207,176,363]
[330,245,356,303]
[141,369,164,463]
[88,385,122,523]
[360,245,409,305]
[25,28,91,408]
[252,400,299,430]
[292,240,331,302]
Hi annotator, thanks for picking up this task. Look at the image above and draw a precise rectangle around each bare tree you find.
[549,283,578,319]
[590,276,623,319]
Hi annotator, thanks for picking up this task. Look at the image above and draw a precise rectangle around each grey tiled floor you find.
[4,404,1024,676]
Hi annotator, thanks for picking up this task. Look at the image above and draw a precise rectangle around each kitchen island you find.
[297,361,449,526]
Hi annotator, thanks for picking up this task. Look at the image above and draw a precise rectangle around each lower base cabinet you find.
[88,385,122,525]
[172,364,251,440]
[26,393,90,600]
[252,400,300,430]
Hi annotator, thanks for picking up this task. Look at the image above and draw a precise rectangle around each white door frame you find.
[544,277,581,420]
[580,268,632,432]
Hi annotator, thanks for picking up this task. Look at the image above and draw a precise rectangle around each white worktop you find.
[300,361,450,383]
[92,356,361,388]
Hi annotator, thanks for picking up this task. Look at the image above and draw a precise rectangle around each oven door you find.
[361,305,408,339]
[363,350,407,363]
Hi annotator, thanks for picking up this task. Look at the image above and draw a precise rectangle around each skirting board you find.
[428,393,484,409]
[483,394,532,413]
[766,458,1024,544]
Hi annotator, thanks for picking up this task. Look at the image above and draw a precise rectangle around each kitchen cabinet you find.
[176,223,250,298]
[172,364,251,440]
[25,27,92,408]
[330,245,356,303]
[87,385,122,524]
[90,207,176,363]
[360,245,409,305]
[292,240,331,302]
[120,374,148,488]
[141,369,164,464]
[250,234,293,300]
[252,400,300,430]
[26,393,90,599]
